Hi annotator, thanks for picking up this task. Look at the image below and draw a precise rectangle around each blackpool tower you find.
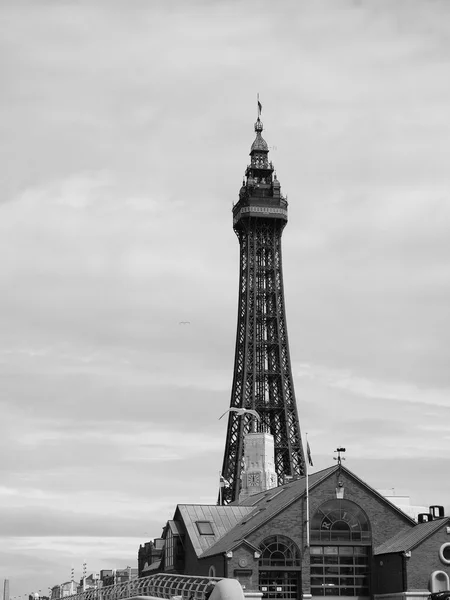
[219,107,305,504]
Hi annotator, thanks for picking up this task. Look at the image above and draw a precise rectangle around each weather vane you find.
[333,447,346,466]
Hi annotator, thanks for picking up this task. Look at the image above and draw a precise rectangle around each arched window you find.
[311,499,371,542]
[259,535,301,567]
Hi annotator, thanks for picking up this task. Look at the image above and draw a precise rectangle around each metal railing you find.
[61,574,224,600]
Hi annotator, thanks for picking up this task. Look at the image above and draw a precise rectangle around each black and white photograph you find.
[1,1,449,599]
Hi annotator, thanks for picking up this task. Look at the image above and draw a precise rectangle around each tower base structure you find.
[239,432,278,502]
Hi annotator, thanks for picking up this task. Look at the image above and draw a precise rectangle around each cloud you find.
[297,363,450,409]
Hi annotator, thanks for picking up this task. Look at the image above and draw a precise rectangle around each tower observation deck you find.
[219,112,306,505]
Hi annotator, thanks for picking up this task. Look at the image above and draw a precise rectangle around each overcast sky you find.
[1,0,450,596]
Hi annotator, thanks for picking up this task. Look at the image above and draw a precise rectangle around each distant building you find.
[49,581,77,600]
[76,575,101,594]
[99,571,113,586]
[138,539,164,578]
[378,490,429,522]
[99,568,137,587]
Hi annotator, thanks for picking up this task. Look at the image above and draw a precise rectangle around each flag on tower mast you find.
[305,434,312,547]
[307,440,314,467]
[257,93,262,116]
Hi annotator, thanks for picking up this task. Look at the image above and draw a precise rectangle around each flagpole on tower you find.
[257,93,262,118]
[306,433,310,548]
[305,433,314,548]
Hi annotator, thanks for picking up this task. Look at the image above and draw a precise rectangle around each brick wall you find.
[406,524,450,590]
[226,545,260,591]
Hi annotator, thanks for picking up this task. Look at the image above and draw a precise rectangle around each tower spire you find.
[219,107,305,504]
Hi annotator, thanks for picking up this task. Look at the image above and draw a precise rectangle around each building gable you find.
[201,464,416,559]
[175,504,254,558]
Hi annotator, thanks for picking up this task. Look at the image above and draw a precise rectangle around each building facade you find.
[143,465,449,600]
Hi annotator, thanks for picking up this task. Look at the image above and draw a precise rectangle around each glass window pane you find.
[311,589,324,596]
[259,535,301,567]
[311,500,371,545]
[324,588,337,596]
[310,547,323,555]
[196,521,214,535]
[306,545,369,598]
[340,588,355,596]
[331,531,351,541]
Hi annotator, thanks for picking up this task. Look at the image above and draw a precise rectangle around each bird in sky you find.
[179,321,191,325]
[219,407,261,421]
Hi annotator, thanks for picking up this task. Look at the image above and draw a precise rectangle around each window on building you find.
[196,521,214,535]
[310,499,371,543]
[259,535,301,567]
[310,545,369,597]
[165,531,174,570]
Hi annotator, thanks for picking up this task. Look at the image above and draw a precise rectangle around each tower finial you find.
[254,94,264,136]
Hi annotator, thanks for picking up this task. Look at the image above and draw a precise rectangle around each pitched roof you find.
[200,464,417,559]
[200,466,337,558]
[375,517,450,555]
[168,520,182,535]
[176,504,254,557]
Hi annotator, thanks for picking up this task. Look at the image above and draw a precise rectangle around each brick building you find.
[142,464,449,600]
[138,539,164,577]
[100,568,138,587]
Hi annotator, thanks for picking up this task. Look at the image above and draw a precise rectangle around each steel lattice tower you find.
[219,112,305,504]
